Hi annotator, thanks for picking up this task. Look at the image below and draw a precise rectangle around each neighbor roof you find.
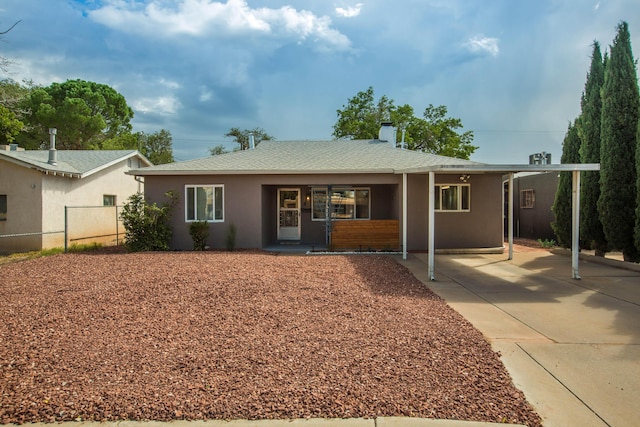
[129,139,481,176]
[0,149,151,179]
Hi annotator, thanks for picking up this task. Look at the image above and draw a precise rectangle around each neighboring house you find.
[0,144,151,253]
[507,172,559,241]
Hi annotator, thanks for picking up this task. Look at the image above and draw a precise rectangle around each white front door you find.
[277,188,300,240]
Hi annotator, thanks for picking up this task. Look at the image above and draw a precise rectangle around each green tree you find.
[598,21,639,262]
[100,131,140,151]
[0,79,35,145]
[578,41,607,256]
[333,87,394,139]
[552,121,581,248]
[405,105,476,159]
[23,79,134,150]
[139,129,174,164]
[636,110,640,254]
[209,144,228,156]
[0,104,23,143]
[225,127,273,150]
[333,87,477,159]
[120,191,177,252]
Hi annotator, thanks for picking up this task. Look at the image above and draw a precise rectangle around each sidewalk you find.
[398,249,640,427]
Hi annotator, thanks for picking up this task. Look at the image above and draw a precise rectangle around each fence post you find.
[115,205,119,245]
[64,206,68,253]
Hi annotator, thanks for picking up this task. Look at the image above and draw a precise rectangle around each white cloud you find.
[199,87,213,102]
[132,96,182,115]
[88,0,350,51]
[464,35,500,57]
[158,78,181,89]
[335,3,363,18]
[594,2,601,11]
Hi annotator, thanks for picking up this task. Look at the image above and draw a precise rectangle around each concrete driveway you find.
[399,249,640,427]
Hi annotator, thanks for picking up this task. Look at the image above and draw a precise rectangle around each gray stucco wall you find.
[144,172,504,252]
[511,172,558,241]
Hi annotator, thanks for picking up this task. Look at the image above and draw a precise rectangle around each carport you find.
[397,163,600,280]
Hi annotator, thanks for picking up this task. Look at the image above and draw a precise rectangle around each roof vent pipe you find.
[249,133,255,150]
[48,128,57,166]
[378,122,396,147]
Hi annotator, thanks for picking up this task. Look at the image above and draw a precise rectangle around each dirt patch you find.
[0,252,541,426]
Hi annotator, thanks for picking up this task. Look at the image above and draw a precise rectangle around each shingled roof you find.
[0,149,151,179]
[130,139,481,176]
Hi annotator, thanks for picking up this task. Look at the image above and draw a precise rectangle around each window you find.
[434,184,470,212]
[185,185,224,222]
[0,195,6,221]
[312,187,370,220]
[103,195,116,206]
[520,189,535,209]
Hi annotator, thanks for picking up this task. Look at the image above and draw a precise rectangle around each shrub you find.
[225,223,237,251]
[120,191,177,252]
[189,221,210,251]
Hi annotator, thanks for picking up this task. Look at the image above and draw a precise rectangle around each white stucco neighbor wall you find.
[0,161,44,253]
[41,159,143,249]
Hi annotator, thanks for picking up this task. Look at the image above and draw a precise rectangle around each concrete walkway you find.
[398,250,640,427]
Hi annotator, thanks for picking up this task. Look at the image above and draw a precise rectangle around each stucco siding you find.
[512,172,558,240]
[40,160,143,249]
[145,172,504,252]
[0,161,44,253]
[434,174,504,249]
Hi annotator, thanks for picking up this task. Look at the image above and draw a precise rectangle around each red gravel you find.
[0,252,541,426]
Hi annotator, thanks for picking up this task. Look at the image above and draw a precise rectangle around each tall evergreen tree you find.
[636,112,640,253]
[598,21,640,262]
[552,121,581,247]
[578,41,607,256]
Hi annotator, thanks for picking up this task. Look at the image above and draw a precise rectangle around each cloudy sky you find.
[1,0,639,163]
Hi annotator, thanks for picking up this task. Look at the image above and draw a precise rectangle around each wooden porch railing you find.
[331,220,400,250]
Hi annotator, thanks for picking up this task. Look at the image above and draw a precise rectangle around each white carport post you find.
[572,170,581,279]
[402,173,408,260]
[508,173,514,260]
[428,171,435,281]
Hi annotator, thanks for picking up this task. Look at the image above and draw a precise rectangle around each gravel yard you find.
[0,251,541,426]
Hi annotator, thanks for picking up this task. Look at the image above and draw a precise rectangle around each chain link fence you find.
[0,205,125,254]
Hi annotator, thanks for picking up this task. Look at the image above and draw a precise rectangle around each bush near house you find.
[120,191,177,252]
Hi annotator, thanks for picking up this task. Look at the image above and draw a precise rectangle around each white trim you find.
[310,186,371,221]
[402,173,407,260]
[572,171,581,279]
[508,173,514,261]
[184,184,224,223]
[277,188,301,241]
[428,171,435,281]
[434,183,470,212]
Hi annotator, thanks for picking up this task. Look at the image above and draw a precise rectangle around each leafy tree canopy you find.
[22,79,134,150]
[0,104,23,143]
[139,129,174,165]
[332,87,477,160]
[225,127,273,151]
[209,144,228,156]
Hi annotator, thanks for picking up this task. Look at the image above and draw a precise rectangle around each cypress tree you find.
[578,41,607,256]
[552,121,581,248]
[636,116,640,253]
[599,21,640,262]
